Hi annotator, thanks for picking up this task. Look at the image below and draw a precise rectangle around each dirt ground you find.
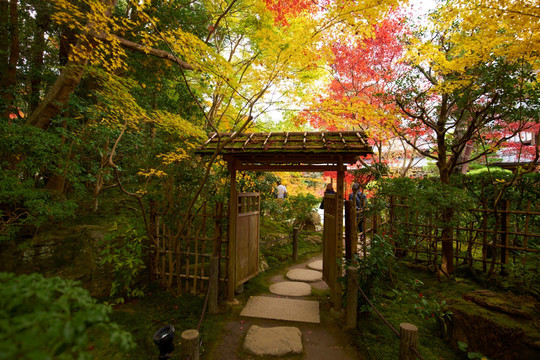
[207,256,365,360]
[209,314,363,360]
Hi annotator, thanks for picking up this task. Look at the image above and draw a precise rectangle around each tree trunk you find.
[439,167,455,274]
[1,0,19,119]
[0,0,9,88]
[25,0,118,130]
[29,2,51,112]
[59,25,77,66]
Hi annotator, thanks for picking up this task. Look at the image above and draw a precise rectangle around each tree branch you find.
[89,30,194,70]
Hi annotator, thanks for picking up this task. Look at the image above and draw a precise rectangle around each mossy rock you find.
[0,225,113,298]
[446,290,540,360]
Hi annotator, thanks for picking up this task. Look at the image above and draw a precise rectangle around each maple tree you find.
[296,1,538,274]
[300,11,419,176]
[389,1,539,274]
[0,0,402,242]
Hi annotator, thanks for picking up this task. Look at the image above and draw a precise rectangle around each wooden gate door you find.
[236,192,260,287]
[322,193,338,293]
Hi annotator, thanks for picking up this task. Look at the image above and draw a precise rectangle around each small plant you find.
[502,246,540,296]
[393,279,453,337]
[100,219,146,302]
[0,272,134,359]
[458,341,491,360]
[344,233,395,312]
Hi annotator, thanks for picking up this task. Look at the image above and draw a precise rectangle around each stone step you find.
[243,325,303,356]
[269,281,312,297]
[286,268,322,282]
[240,296,320,323]
[307,259,323,271]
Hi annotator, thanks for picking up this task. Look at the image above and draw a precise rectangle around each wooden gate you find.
[322,193,338,294]
[235,192,260,287]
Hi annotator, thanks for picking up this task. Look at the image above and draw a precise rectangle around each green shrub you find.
[0,272,134,359]
[100,220,146,302]
[345,234,395,312]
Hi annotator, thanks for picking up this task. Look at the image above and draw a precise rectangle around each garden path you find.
[210,256,363,359]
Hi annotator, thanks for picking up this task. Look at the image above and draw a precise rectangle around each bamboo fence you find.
[152,201,229,295]
[376,198,540,274]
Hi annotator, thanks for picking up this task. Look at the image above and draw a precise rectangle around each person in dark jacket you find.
[319,183,335,209]
[348,182,367,233]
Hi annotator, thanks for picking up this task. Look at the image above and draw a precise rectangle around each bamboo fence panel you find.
[153,201,228,295]
[382,198,539,274]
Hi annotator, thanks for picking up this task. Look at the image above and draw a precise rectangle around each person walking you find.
[319,183,335,209]
[276,180,288,199]
[349,182,367,234]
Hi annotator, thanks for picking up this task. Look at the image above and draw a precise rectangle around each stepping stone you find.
[286,268,322,282]
[243,325,302,356]
[307,259,323,271]
[241,296,320,323]
[269,281,312,297]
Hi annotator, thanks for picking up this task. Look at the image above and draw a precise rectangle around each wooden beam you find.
[235,164,347,172]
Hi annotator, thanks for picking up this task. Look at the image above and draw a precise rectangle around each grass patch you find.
[88,282,226,359]
[351,262,480,360]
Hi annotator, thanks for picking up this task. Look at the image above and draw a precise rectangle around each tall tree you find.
[1,0,20,119]
[389,2,539,274]
[300,12,415,175]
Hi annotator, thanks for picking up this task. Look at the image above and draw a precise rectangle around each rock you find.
[446,293,540,360]
[259,257,269,272]
[463,289,534,319]
[301,211,322,231]
[243,325,302,356]
[0,225,113,298]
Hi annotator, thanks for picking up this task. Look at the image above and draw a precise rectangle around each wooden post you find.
[292,227,299,261]
[399,323,418,360]
[501,199,510,274]
[345,266,358,329]
[180,329,199,360]
[389,195,395,236]
[482,204,488,272]
[345,200,357,261]
[227,159,238,301]
[372,212,378,235]
[334,160,345,311]
[209,256,219,314]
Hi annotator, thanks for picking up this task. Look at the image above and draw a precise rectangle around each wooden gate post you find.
[333,160,345,311]
[399,323,418,360]
[345,200,357,261]
[227,160,237,301]
[345,266,358,329]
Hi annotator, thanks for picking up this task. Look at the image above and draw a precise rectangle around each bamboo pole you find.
[209,256,219,314]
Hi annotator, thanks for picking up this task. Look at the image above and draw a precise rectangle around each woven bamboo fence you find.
[379,197,539,274]
[152,201,228,295]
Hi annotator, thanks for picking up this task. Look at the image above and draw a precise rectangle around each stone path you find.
[232,256,358,359]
